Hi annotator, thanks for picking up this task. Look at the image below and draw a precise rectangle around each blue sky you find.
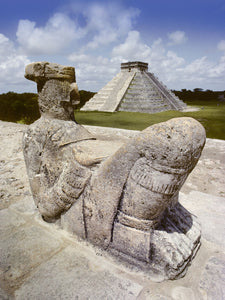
[0,0,224,93]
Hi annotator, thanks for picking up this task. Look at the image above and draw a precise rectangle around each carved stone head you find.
[25,62,80,121]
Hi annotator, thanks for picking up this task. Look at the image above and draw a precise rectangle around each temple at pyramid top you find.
[121,61,148,72]
[81,61,186,113]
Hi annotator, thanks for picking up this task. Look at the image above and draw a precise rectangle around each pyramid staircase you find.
[81,62,186,113]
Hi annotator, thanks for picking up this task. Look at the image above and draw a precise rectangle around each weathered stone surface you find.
[180,138,225,198]
[23,117,94,221]
[23,61,206,280]
[0,122,30,210]
[14,246,143,300]
[0,120,225,299]
[0,287,10,300]
[0,209,26,238]
[180,191,225,248]
[138,291,173,300]
[82,117,205,279]
[25,62,79,120]
[199,256,225,300]
[23,62,95,222]
[25,61,75,82]
[85,118,205,245]
[171,286,197,300]
[0,226,64,290]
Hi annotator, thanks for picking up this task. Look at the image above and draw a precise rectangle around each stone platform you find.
[0,121,225,300]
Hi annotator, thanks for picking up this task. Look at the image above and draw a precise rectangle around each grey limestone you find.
[180,191,225,248]
[0,225,64,290]
[0,287,10,300]
[199,256,225,300]
[14,245,143,300]
[0,119,224,299]
[23,62,95,222]
[0,209,26,238]
[82,70,135,112]
[22,61,206,281]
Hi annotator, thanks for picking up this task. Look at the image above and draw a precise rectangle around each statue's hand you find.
[59,161,91,200]
[38,161,91,221]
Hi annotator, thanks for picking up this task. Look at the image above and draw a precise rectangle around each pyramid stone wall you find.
[81,61,186,113]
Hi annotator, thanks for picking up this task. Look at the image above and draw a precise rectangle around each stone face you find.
[81,61,186,113]
[25,62,79,120]
[25,61,76,82]
[23,61,206,280]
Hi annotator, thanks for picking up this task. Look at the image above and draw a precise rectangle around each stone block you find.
[0,226,64,289]
[10,196,37,215]
[111,221,151,262]
[180,191,225,248]
[23,61,206,280]
[15,246,142,299]
[0,209,26,239]
[199,256,225,300]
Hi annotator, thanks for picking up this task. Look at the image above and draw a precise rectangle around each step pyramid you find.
[81,61,186,113]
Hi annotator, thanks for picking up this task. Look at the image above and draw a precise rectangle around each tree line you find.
[0,90,95,124]
[0,92,40,124]
[0,89,224,124]
[172,88,225,103]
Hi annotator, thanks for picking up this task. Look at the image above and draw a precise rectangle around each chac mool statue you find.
[23,62,206,280]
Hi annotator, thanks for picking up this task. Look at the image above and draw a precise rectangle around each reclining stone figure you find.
[23,62,206,280]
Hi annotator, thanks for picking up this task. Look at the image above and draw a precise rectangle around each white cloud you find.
[67,53,91,63]
[183,56,211,75]
[0,33,31,93]
[16,13,81,55]
[111,31,224,90]
[112,31,151,61]
[208,55,225,79]
[16,3,139,55]
[164,51,185,67]
[168,30,187,45]
[67,52,117,91]
[218,40,225,52]
[83,4,140,49]
[0,2,224,93]
[166,55,225,90]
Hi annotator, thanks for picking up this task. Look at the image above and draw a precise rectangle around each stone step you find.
[124,92,161,98]
[119,102,171,110]
[93,95,109,100]
[119,106,170,113]
[145,72,186,110]
[82,68,186,113]
[124,93,164,99]
[82,73,125,111]
[122,100,164,106]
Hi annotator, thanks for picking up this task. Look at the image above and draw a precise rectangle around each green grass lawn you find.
[75,101,225,140]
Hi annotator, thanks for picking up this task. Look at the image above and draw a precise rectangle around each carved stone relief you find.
[23,62,206,280]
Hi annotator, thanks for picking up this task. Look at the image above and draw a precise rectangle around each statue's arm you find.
[37,160,91,221]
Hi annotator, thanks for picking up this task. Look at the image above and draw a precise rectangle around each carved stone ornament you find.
[23,62,206,280]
